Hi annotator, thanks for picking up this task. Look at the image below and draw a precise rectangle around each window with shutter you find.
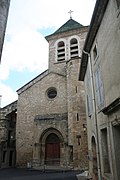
[95,68,104,107]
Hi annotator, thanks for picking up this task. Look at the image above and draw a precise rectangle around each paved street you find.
[0,168,82,180]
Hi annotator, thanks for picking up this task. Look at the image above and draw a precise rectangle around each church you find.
[0,17,88,170]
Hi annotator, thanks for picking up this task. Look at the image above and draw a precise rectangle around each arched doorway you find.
[92,137,98,180]
[45,133,60,165]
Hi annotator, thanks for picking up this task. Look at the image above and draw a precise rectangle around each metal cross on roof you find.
[68,10,74,19]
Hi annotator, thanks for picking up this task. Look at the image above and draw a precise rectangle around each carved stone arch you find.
[39,128,65,165]
[39,127,64,144]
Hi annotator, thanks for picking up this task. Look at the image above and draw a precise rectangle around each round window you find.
[47,88,57,99]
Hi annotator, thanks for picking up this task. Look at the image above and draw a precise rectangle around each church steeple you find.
[45,18,88,75]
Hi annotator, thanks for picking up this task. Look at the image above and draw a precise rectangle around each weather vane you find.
[68,10,74,19]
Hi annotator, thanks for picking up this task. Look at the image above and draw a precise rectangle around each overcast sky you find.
[0,0,96,107]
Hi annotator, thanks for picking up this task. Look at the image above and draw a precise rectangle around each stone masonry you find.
[0,19,89,170]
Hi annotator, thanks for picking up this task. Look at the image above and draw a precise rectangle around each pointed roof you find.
[45,18,87,41]
[53,18,84,35]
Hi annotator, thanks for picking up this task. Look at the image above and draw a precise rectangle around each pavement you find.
[0,168,86,180]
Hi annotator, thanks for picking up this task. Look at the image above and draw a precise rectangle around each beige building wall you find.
[83,0,120,179]
[16,72,67,166]
[67,58,88,169]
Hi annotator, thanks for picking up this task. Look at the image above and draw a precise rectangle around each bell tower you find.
[45,18,84,75]
[45,18,89,168]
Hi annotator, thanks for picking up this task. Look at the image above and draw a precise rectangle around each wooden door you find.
[45,133,60,165]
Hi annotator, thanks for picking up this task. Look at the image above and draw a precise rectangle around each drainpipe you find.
[83,50,102,180]
[0,131,1,168]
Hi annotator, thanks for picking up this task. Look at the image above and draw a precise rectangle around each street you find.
[0,168,81,180]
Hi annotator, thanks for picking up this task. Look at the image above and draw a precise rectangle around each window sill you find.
[54,60,67,64]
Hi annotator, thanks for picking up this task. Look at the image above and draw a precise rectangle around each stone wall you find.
[16,25,88,169]
[0,100,17,168]
[16,72,67,167]
[66,58,88,169]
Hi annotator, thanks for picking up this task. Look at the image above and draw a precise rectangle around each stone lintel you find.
[34,113,68,121]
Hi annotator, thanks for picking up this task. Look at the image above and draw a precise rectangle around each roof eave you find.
[17,70,48,94]
[45,25,89,42]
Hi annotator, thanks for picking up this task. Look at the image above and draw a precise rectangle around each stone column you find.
[33,143,40,167]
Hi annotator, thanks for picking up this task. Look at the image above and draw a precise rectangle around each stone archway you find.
[45,133,60,165]
[39,128,64,166]
[92,136,98,180]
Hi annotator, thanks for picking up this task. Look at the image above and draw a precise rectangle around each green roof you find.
[53,18,84,35]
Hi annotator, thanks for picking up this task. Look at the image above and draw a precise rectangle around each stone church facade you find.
[0,18,88,169]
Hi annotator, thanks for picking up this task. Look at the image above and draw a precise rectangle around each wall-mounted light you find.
[10,135,14,139]
[76,135,81,145]
[83,124,87,132]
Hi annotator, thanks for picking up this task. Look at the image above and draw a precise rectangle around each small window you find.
[77,113,79,121]
[93,45,97,60]
[47,87,57,99]
[76,86,77,93]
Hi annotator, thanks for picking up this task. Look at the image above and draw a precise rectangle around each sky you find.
[0,0,96,108]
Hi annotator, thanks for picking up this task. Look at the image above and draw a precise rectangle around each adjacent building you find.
[0,0,11,168]
[79,0,120,179]
[0,0,10,62]
[0,101,17,168]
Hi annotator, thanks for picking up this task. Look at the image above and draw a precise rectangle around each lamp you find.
[83,124,87,132]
